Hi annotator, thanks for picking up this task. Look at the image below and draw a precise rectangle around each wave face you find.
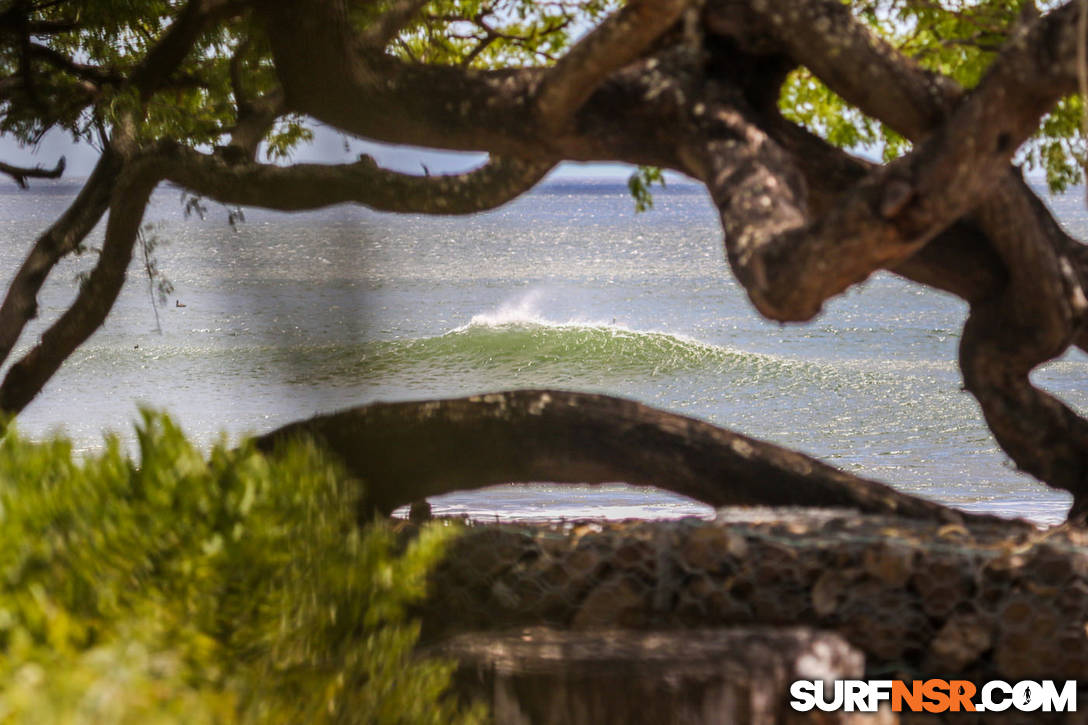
[356,295,789,384]
[408,322,736,375]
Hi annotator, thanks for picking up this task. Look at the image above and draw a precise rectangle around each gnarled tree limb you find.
[703,0,1088,506]
[255,388,1018,527]
[725,0,1088,351]
[160,143,556,214]
[0,155,64,189]
[0,152,119,373]
[762,105,1088,356]
[696,11,1084,322]
[534,0,690,132]
[959,180,1088,514]
[0,158,160,415]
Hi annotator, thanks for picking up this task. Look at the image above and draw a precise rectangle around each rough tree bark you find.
[0,0,1085,521]
[255,389,1019,527]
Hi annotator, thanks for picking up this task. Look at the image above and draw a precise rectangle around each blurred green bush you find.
[0,411,482,724]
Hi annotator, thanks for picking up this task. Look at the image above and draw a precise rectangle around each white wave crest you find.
[450,290,622,334]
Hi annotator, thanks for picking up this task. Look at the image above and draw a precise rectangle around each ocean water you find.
[1,177,1085,525]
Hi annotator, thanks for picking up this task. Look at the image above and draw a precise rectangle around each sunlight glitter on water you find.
[4,179,1085,526]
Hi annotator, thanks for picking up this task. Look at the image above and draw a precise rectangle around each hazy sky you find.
[0,124,639,181]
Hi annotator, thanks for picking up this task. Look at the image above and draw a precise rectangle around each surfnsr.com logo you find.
[790,679,1078,714]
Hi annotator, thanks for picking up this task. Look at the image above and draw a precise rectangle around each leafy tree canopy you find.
[779,0,1084,190]
[0,0,1082,186]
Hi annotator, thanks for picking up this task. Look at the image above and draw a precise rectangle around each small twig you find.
[0,156,64,189]
[139,228,163,334]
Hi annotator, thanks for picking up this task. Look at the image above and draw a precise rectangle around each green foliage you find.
[0,413,482,724]
[1023,95,1087,192]
[0,1,282,154]
[779,67,912,162]
[780,0,1083,191]
[388,0,617,68]
[2,0,1085,191]
[0,0,618,158]
[264,115,315,162]
[627,165,665,213]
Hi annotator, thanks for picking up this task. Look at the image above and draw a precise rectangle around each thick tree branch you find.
[160,144,555,214]
[707,0,958,142]
[26,43,120,87]
[693,64,1040,324]
[763,117,1010,303]
[0,159,159,415]
[258,0,699,163]
[0,155,63,188]
[261,0,543,155]
[699,0,1088,512]
[713,0,1088,339]
[0,152,120,372]
[534,0,689,131]
[960,280,1088,518]
[129,0,242,98]
[255,389,1007,526]
[762,93,1088,357]
[955,174,1088,509]
[699,0,1088,325]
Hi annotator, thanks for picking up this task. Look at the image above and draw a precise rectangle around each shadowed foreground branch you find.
[0,156,63,189]
[255,389,1020,527]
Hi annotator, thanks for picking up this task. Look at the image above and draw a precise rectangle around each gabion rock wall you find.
[416,509,1088,687]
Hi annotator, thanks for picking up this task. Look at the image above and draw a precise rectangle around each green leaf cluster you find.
[387,0,616,68]
[0,1,279,151]
[627,165,665,213]
[5,0,1087,192]
[1,0,623,159]
[779,67,912,163]
[0,412,483,724]
[780,0,1084,191]
[1022,94,1087,192]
